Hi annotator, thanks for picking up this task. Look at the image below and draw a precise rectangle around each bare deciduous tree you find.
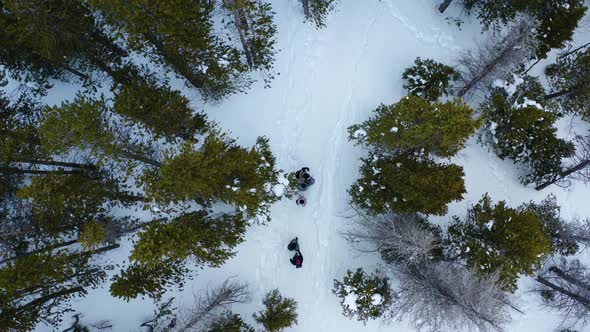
[173,278,249,332]
[343,212,441,266]
[535,258,590,330]
[455,19,538,98]
[141,297,176,332]
[389,262,513,332]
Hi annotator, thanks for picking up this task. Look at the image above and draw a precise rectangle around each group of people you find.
[288,167,316,268]
[294,167,315,207]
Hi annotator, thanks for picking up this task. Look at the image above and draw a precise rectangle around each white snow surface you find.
[41,0,590,331]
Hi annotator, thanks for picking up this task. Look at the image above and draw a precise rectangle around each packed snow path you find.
[52,1,590,331]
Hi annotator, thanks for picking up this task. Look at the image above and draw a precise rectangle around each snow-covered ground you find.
[42,0,590,331]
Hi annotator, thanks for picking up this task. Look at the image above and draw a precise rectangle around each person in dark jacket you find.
[295,167,315,191]
[290,250,303,268]
[287,237,299,251]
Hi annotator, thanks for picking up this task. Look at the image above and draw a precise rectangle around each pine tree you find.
[349,152,465,215]
[207,311,255,332]
[143,135,280,220]
[522,195,579,256]
[332,268,392,324]
[0,244,116,331]
[480,81,575,186]
[545,47,590,121]
[448,194,552,291]
[111,213,246,300]
[113,77,208,141]
[462,0,586,58]
[221,0,277,84]
[89,0,250,100]
[532,0,587,57]
[110,260,186,301]
[129,212,246,270]
[402,57,459,101]
[300,0,336,28]
[0,0,127,90]
[252,289,298,332]
[535,134,590,190]
[348,95,480,158]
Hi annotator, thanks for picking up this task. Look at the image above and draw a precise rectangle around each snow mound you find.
[352,129,367,139]
[343,286,358,311]
[371,293,383,305]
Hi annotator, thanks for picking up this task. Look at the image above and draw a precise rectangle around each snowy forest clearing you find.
[2,0,590,331]
[59,1,590,331]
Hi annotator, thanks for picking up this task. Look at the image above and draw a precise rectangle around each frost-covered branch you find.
[389,262,513,331]
[174,278,249,332]
[455,19,538,98]
[343,212,441,266]
[534,258,590,330]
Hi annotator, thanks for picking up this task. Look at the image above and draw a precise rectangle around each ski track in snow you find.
[43,1,590,331]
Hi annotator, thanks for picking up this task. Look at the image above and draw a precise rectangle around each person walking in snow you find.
[295,167,315,191]
[295,196,306,206]
[287,238,303,268]
[287,237,299,251]
[290,250,303,268]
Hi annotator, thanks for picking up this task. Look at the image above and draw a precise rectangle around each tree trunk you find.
[0,167,84,175]
[535,159,590,190]
[523,58,541,75]
[13,286,85,315]
[302,0,311,18]
[438,0,453,13]
[228,1,254,68]
[114,193,150,203]
[0,239,78,265]
[559,41,590,59]
[549,266,590,292]
[545,82,588,99]
[77,243,120,258]
[11,159,96,170]
[63,314,81,332]
[64,66,90,81]
[17,268,102,298]
[457,38,519,97]
[118,150,161,167]
[146,33,206,90]
[536,276,590,309]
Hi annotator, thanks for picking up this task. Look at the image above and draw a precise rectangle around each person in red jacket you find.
[290,250,303,268]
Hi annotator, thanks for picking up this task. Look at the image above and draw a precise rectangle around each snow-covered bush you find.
[402,57,458,101]
[332,268,392,324]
